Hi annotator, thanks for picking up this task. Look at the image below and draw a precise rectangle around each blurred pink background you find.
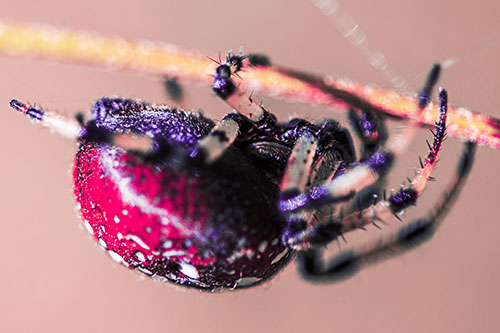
[1,0,499,332]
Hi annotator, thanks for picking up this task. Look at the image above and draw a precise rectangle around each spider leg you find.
[279,132,354,248]
[279,132,344,245]
[10,99,82,139]
[283,87,448,249]
[348,106,388,158]
[11,93,239,165]
[279,64,441,215]
[297,140,476,282]
[212,58,266,121]
[10,98,155,152]
[280,132,318,193]
[196,117,240,162]
[10,98,217,156]
[346,106,389,212]
[203,54,277,163]
[308,149,342,187]
[347,62,441,212]
[164,77,184,103]
[324,63,441,197]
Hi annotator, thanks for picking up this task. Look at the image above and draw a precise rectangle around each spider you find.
[10,50,477,290]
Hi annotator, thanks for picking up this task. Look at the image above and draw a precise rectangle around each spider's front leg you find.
[10,99,82,139]
[10,97,225,163]
[9,99,127,149]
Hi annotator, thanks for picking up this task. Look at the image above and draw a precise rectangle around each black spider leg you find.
[279,130,359,250]
[281,64,441,216]
[212,51,267,121]
[297,141,476,282]
[9,98,162,155]
[351,63,441,211]
[300,120,356,230]
[284,86,448,252]
[164,77,184,103]
[75,110,154,155]
[83,97,222,169]
[278,129,359,250]
[196,116,240,163]
[202,53,278,164]
[200,63,276,163]
[348,106,388,158]
[9,99,82,139]
[347,106,389,213]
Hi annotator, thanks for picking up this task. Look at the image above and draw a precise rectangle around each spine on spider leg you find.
[384,88,448,215]
[411,88,448,193]
[10,99,82,139]
[396,141,477,246]
[333,88,449,232]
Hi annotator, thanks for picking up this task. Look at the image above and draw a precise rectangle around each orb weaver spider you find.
[7,33,477,289]
[1,0,498,290]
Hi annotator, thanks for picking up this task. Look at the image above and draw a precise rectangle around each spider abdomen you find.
[74,139,293,290]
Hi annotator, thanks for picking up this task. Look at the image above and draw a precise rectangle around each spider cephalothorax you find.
[10,53,476,291]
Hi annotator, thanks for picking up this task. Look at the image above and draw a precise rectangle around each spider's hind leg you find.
[298,247,360,282]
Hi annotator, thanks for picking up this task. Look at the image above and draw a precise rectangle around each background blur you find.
[1,1,499,332]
